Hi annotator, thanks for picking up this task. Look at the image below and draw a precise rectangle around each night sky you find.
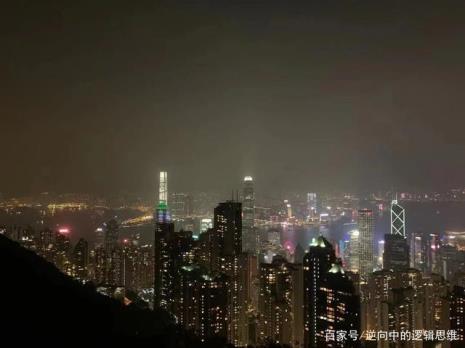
[2,1,465,197]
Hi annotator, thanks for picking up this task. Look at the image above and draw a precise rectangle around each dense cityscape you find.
[1,172,464,347]
[3,1,465,347]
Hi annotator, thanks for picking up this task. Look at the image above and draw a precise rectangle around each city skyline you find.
[2,1,465,346]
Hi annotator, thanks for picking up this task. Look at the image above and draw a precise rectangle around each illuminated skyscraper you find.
[154,172,175,309]
[348,229,360,273]
[390,198,406,237]
[242,176,256,254]
[303,236,336,348]
[159,171,168,205]
[154,208,174,308]
[357,209,374,283]
[307,193,317,220]
[213,200,243,346]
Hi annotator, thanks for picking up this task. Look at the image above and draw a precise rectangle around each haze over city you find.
[2,2,465,347]
[3,1,465,197]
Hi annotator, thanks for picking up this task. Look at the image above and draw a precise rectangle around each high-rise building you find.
[177,265,229,342]
[72,238,89,280]
[450,286,465,347]
[154,201,175,309]
[159,171,168,206]
[410,231,425,271]
[242,176,256,254]
[212,201,242,270]
[383,234,410,271]
[348,229,360,273]
[303,236,336,348]
[104,219,119,251]
[390,198,406,237]
[212,200,243,346]
[258,255,293,346]
[154,171,175,308]
[303,237,360,348]
[306,193,317,220]
[357,209,374,283]
[170,192,193,218]
[318,262,360,348]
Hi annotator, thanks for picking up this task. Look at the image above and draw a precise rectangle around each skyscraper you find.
[303,236,336,348]
[306,193,317,220]
[104,219,119,251]
[258,255,293,346]
[304,237,360,348]
[159,171,168,206]
[383,233,410,271]
[242,176,256,254]
[357,209,374,283]
[318,262,360,348]
[154,202,174,308]
[154,171,175,309]
[213,200,243,346]
[390,198,406,237]
[72,238,89,280]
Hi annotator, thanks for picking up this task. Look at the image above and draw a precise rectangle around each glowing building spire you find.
[158,171,168,208]
[391,195,406,237]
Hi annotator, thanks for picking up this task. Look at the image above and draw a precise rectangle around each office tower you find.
[104,219,119,251]
[303,236,336,348]
[318,262,360,348]
[410,231,425,271]
[213,200,243,346]
[348,229,360,273]
[306,193,317,220]
[170,192,193,218]
[159,171,168,205]
[383,234,410,271]
[72,238,89,280]
[390,198,406,237]
[357,209,374,283]
[450,286,465,347]
[242,176,257,254]
[154,199,175,309]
